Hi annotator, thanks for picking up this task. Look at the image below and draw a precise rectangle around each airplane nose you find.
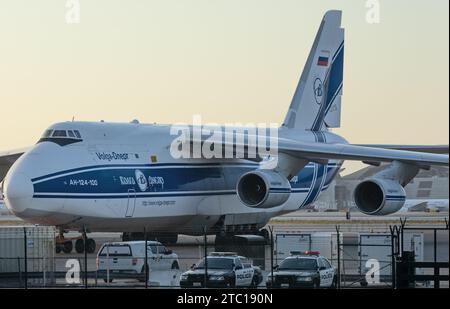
[3,171,34,215]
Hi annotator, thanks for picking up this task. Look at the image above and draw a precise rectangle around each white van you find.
[96,241,179,282]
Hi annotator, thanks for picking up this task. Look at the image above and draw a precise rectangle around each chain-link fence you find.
[0,223,448,289]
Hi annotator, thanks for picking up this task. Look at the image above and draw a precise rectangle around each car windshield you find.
[195,258,234,270]
[278,258,318,271]
[98,244,131,257]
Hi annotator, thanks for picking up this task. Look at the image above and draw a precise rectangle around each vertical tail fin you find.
[282,10,344,131]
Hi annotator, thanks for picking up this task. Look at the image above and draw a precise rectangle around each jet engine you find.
[353,161,421,216]
[354,178,406,215]
[237,170,291,209]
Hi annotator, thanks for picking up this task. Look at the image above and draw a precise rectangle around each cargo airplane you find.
[0,11,448,252]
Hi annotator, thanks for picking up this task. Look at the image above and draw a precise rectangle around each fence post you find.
[203,227,208,288]
[106,241,110,286]
[144,227,148,289]
[17,257,22,287]
[433,229,439,288]
[269,226,274,288]
[23,227,28,289]
[389,226,396,289]
[43,255,46,287]
[433,229,437,264]
[83,226,88,289]
[400,218,407,251]
[335,225,341,289]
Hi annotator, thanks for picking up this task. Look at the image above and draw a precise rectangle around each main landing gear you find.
[75,237,96,254]
[55,230,96,254]
[55,234,73,254]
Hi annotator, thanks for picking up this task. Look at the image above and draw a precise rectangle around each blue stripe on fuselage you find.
[31,162,260,182]
[32,162,340,202]
[300,132,327,207]
[311,132,328,204]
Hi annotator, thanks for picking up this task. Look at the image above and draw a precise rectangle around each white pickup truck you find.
[96,241,179,283]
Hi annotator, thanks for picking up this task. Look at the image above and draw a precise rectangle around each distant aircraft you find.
[0,11,448,251]
[399,199,449,213]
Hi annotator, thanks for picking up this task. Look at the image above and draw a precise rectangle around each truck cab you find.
[96,241,179,283]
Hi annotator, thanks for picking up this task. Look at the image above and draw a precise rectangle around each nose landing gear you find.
[55,236,73,254]
[55,229,96,254]
[55,232,74,254]
[75,238,96,254]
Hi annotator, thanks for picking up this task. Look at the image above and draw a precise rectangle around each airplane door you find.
[125,189,136,217]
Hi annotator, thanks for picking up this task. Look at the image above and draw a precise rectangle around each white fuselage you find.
[3,121,345,235]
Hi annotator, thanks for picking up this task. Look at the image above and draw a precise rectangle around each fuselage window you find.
[74,130,82,138]
[67,130,75,138]
[53,130,67,137]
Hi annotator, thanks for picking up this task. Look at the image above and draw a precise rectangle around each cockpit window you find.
[74,130,82,138]
[43,130,53,138]
[53,130,67,137]
[37,129,83,146]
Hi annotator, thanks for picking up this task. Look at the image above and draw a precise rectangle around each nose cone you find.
[3,170,34,215]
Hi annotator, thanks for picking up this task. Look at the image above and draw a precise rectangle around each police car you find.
[266,251,337,288]
[179,252,263,288]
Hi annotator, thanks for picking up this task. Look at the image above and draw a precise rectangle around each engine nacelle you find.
[237,170,291,209]
[353,178,406,215]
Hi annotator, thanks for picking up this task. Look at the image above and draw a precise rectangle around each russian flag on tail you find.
[317,50,330,67]
[317,56,329,67]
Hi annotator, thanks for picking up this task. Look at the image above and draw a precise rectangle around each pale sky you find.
[0,1,448,160]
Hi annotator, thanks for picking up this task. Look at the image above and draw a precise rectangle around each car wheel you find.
[75,239,84,253]
[63,241,73,254]
[313,279,320,289]
[141,264,150,282]
[86,238,96,254]
[171,261,179,270]
[330,276,338,289]
[229,279,236,288]
[103,278,113,283]
[250,276,259,288]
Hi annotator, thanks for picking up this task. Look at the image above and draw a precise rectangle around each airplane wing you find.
[185,133,449,167]
[355,144,449,154]
[0,148,28,181]
[278,139,449,166]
